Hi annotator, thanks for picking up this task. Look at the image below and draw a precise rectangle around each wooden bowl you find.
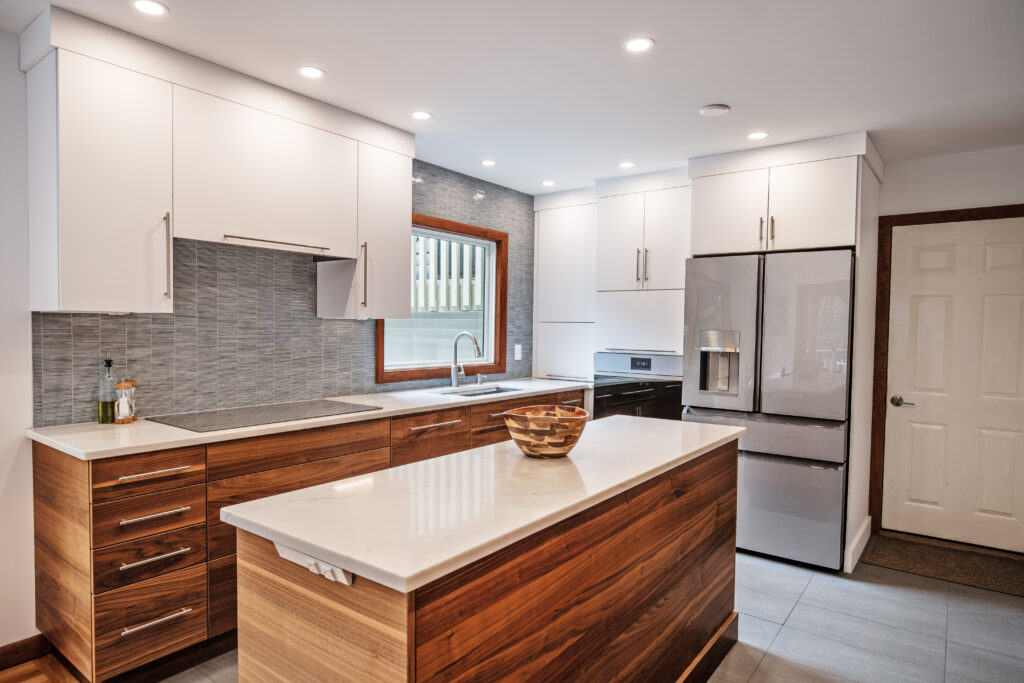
[501,405,589,458]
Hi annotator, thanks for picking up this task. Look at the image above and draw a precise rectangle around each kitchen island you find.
[222,415,744,682]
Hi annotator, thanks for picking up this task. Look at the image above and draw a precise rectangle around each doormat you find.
[861,532,1024,597]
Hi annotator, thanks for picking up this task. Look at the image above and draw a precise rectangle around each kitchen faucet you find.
[451,331,483,387]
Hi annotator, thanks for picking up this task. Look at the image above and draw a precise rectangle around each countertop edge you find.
[25,379,590,460]
[220,425,745,593]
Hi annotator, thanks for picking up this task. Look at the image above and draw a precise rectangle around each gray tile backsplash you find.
[31,160,535,427]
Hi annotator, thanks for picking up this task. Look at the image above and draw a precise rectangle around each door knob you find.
[890,395,915,407]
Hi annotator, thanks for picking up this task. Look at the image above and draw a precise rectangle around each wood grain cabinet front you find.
[91,484,206,549]
[92,524,207,593]
[93,564,208,680]
[90,445,205,503]
[468,390,579,448]
[391,407,472,467]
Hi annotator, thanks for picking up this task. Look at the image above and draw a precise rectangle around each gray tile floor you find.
[162,552,1024,683]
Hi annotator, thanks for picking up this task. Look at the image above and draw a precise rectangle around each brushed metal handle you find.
[635,249,641,282]
[643,248,649,282]
[120,506,191,526]
[605,347,676,353]
[560,398,583,404]
[770,216,775,241]
[164,212,173,298]
[121,607,192,637]
[890,395,915,407]
[223,234,329,251]
[119,547,191,571]
[361,241,369,307]
[409,419,462,432]
[759,217,764,242]
[118,465,191,482]
[622,389,656,395]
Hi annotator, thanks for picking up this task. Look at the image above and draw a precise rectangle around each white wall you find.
[880,144,1024,215]
[0,28,36,646]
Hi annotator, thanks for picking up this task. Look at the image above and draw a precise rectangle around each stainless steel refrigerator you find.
[681,250,853,570]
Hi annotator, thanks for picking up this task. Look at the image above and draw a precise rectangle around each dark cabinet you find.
[594,380,681,421]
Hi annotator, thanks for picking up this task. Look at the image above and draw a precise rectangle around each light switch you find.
[514,344,522,360]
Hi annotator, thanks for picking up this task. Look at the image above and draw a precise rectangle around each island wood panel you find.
[205,418,390,481]
[413,440,738,681]
[92,523,207,593]
[208,554,237,637]
[90,445,206,503]
[205,447,390,559]
[92,564,208,680]
[91,483,206,548]
[33,442,96,682]
[235,531,412,683]
[390,407,472,467]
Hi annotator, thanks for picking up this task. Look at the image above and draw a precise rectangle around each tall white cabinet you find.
[28,50,174,313]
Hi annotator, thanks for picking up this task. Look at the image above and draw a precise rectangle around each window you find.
[375,214,508,383]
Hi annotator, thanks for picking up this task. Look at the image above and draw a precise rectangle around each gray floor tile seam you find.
[944,581,950,676]
[781,564,817,625]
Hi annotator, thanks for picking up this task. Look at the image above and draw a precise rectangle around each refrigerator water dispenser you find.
[698,330,740,395]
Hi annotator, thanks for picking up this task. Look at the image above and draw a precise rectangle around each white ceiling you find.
[2,0,1023,195]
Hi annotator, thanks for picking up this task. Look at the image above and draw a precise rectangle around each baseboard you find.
[844,516,872,573]
[677,611,739,682]
[0,633,51,671]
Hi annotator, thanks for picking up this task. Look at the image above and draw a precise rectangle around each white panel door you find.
[173,86,358,257]
[533,322,594,381]
[642,187,690,290]
[691,169,768,255]
[536,204,596,322]
[883,217,1024,552]
[596,193,645,291]
[595,290,685,355]
[767,156,858,251]
[57,51,173,313]
[358,143,412,319]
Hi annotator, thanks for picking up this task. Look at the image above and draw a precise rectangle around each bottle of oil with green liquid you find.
[98,354,116,424]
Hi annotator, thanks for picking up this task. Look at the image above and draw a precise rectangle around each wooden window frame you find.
[375,213,508,384]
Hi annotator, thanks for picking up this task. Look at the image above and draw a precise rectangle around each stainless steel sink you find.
[436,386,522,397]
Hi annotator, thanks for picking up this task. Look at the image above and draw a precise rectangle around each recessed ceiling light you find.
[298,66,325,79]
[698,104,731,117]
[619,161,635,169]
[481,159,497,167]
[747,131,769,140]
[542,180,555,187]
[411,111,432,120]
[625,37,655,53]
[133,0,168,16]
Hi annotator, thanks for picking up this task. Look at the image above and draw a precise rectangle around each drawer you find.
[91,446,205,503]
[92,484,205,548]
[208,554,237,637]
[469,394,555,431]
[207,418,390,480]
[207,447,391,526]
[391,407,471,468]
[555,390,585,407]
[93,524,207,593]
[93,564,208,680]
[470,425,511,448]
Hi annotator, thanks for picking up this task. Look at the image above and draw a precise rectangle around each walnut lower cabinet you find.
[32,388,574,681]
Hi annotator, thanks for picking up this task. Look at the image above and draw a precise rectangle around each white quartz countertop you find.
[221,416,744,593]
[25,378,588,460]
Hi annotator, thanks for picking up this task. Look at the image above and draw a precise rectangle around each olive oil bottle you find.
[98,356,116,424]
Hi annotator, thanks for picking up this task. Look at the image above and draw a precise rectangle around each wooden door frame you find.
[869,203,1024,533]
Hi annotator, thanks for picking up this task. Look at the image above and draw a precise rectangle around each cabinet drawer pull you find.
[121,607,192,637]
[643,248,649,282]
[489,413,508,418]
[164,212,173,299]
[361,241,369,307]
[560,398,583,404]
[117,465,191,482]
[409,419,463,432]
[622,389,656,395]
[120,506,191,526]
[759,216,764,241]
[224,234,329,251]
[119,547,192,571]
[636,248,641,282]
[770,216,775,241]
[605,347,676,354]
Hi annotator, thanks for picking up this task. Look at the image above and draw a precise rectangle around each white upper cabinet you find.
[28,50,173,313]
[594,290,685,355]
[691,169,768,255]
[533,322,594,381]
[691,157,859,255]
[357,143,413,319]
[596,193,645,291]
[172,86,359,257]
[642,187,691,290]
[536,204,596,322]
[766,156,858,251]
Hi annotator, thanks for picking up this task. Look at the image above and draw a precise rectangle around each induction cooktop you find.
[146,399,382,433]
